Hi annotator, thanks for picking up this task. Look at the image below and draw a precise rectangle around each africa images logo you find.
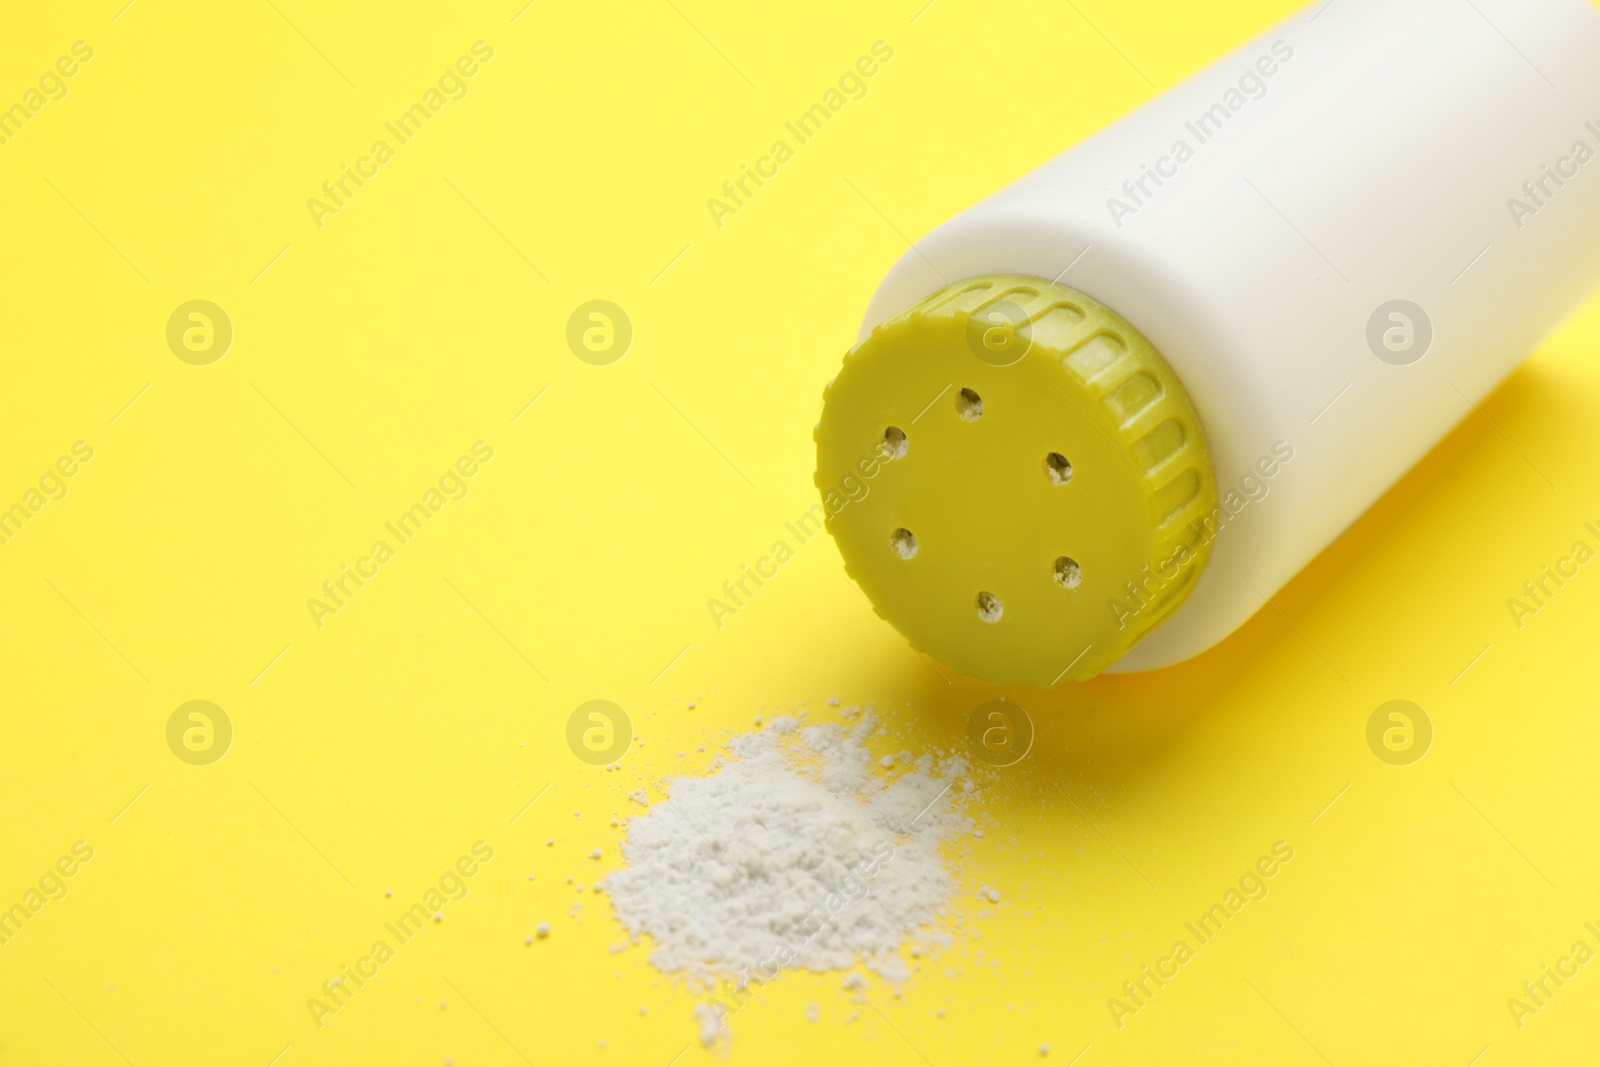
[1105,40,1294,228]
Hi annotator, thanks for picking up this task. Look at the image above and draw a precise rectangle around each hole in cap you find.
[1045,452,1073,485]
[955,388,983,421]
[890,528,918,559]
[1054,557,1082,589]
[975,591,1003,623]
[882,426,908,460]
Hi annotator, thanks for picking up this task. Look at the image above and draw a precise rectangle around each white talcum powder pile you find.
[602,711,971,992]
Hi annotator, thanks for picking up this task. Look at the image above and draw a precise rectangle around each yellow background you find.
[3,0,1599,1063]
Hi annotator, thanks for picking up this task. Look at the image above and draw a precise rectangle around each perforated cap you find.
[814,275,1218,686]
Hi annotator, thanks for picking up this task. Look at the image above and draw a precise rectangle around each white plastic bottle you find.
[814,0,1600,686]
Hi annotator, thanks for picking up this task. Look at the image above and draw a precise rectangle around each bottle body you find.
[855,0,1600,672]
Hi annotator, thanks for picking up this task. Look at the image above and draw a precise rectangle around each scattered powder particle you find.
[974,831,984,839]
[537,923,551,938]
[693,1003,725,1048]
[639,1006,648,1015]
[827,697,841,706]
[525,936,534,945]
[753,716,763,725]
[874,955,911,983]
[688,702,697,709]
[628,790,648,807]
[603,714,970,996]
[880,755,895,768]
[590,848,603,859]
[384,890,392,897]
[432,912,443,923]
[985,888,1001,904]
[439,1001,447,1010]
[546,839,554,846]
[805,1002,821,1023]
[1040,1044,1050,1056]
[574,811,581,818]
